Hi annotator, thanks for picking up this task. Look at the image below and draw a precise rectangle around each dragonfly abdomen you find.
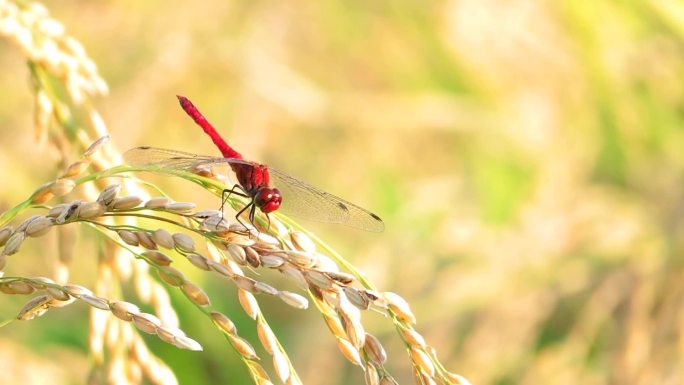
[177,95,242,160]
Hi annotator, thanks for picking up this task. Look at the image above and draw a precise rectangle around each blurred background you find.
[2,0,684,384]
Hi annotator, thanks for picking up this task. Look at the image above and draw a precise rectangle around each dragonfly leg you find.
[244,202,269,235]
[247,204,272,234]
[221,184,249,220]
[234,199,254,234]
[248,203,260,235]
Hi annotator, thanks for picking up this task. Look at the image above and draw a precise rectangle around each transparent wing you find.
[124,146,251,171]
[266,166,385,232]
[123,146,254,176]
[123,146,385,232]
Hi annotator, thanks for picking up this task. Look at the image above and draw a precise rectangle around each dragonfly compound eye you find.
[255,188,282,213]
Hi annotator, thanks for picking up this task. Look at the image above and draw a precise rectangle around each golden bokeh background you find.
[2,1,684,384]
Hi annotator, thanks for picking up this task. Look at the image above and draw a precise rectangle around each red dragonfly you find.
[124,96,384,232]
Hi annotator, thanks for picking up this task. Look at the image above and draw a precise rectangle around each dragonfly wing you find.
[123,147,385,232]
[267,167,385,232]
[124,146,252,172]
[124,147,216,170]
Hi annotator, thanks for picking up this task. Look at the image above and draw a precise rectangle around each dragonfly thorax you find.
[255,187,282,213]
[235,163,270,192]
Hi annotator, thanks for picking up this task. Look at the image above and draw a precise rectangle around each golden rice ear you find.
[0,122,462,385]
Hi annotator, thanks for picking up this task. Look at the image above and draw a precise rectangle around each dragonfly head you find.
[255,187,282,213]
